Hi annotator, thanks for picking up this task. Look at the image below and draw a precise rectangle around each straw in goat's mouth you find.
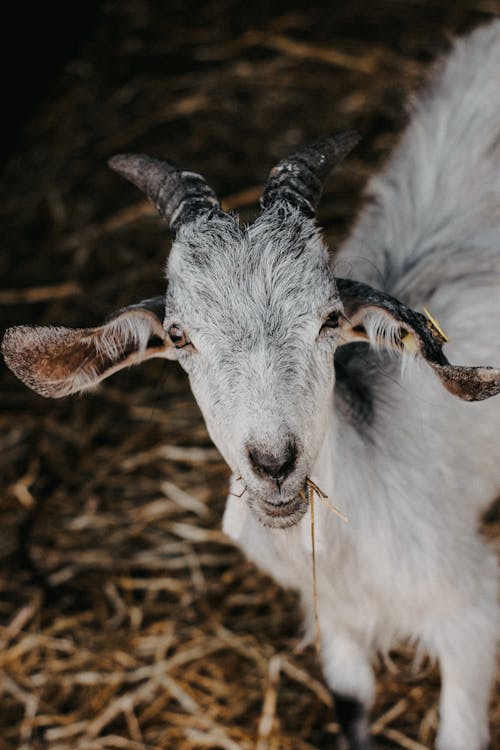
[302,477,348,522]
[230,474,348,655]
[301,478,348,654]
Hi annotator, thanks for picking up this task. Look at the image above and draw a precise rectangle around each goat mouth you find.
[258,492,308,528]
[262,495,303,517]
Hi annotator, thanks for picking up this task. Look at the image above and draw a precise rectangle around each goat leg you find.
[333,693,376,750]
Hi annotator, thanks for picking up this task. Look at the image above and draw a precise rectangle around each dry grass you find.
[0,1,499,748]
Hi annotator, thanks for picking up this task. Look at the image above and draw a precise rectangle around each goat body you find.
[3,21,500,750]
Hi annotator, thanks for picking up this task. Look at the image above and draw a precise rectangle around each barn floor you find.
[0,1,499,748]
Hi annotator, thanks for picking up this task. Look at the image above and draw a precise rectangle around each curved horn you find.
[108,154,222,232]
[260,132,360,216]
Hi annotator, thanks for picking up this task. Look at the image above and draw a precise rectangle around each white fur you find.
[93,313,154,360]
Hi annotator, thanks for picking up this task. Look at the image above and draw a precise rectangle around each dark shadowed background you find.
[0,1,498,748]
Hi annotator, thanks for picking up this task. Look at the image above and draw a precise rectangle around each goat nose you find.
[248,442,297,484]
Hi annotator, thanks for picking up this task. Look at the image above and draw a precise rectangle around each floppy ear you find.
[336,278,500,402]
[2,297,174,398]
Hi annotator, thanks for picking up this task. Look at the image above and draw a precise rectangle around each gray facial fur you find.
[165,206,343,525]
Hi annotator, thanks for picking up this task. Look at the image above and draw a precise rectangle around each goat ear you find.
[336,278,500,402]
[1,296,174,399]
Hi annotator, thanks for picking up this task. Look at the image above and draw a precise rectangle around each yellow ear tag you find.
[402,332,418,352]
[422,307,450,342]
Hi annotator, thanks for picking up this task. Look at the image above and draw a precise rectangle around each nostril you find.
[248,442,297,483]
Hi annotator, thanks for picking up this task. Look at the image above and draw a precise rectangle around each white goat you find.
[3,20,500,750]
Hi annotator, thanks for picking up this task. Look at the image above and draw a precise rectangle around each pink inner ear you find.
[430,362,500,402]
[336,281,500,402]
[3,325,115,398]
[2,310,172,399]
[2,325,94,398]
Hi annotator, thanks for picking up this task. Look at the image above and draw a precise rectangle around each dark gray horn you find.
[260,131,360,216]
[108,154,222,232]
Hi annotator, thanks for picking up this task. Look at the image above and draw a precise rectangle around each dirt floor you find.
[0,1,499,748]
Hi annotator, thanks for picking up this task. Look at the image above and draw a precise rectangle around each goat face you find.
[4,135,500,529]
[166,209,343,527]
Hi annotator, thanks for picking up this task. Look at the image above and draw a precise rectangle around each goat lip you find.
[262,495,305,518]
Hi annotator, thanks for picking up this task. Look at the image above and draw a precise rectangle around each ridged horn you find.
[260,132,360,216]
[108,154,222,232]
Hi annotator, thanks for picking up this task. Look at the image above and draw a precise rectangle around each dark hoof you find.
[333,693,376,750]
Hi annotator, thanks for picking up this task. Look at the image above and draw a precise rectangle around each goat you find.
[2,20,500,750]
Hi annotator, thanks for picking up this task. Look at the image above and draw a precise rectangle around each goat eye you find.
[168,324,188,348]
[321,311,341,332]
